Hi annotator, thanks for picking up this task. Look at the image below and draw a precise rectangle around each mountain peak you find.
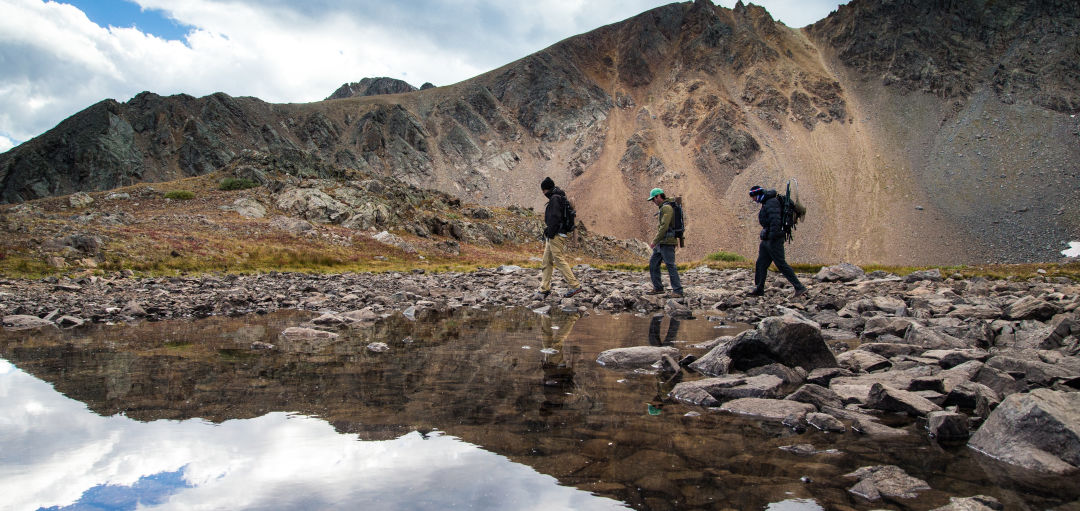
[326,77,418,100]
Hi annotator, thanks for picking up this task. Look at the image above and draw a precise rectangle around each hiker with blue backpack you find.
[748,185,807,298]
[535,177,583,299]
[646,187,684,299]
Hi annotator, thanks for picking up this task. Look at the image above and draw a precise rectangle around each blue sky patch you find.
[38,468,194,511]
[66,0,191,41]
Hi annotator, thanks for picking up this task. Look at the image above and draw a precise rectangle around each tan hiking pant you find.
[540,235,580,291]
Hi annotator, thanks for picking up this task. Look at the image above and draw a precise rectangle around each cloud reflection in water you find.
[0,360,626,511]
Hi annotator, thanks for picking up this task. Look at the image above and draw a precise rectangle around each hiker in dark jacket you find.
[535,177,582,299]
[749,185,806,297]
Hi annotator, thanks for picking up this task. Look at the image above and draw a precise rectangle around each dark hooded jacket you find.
[756,189,784,241]
[544,187,569,239]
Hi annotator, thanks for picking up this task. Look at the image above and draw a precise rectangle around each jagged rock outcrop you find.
[325,77,419,100]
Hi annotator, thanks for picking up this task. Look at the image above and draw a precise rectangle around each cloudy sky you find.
[0,0,847,153]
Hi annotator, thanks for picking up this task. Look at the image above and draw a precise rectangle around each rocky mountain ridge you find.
[1,0,1077,265]
[325,77,431,100]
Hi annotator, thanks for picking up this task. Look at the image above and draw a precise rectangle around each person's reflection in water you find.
[648,314,681,346]
[539,313,580,414]
[648,314,683,413]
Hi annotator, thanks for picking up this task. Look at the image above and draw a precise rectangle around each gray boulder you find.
[824,406,911,437]
[986,354,1078,387]
[863,316,918,338]
[229,197,266,218]
[904,269,943,283]
[758,313,837,371]
[806,367,854,386]
[1005,296,1062,321]
[974,365,1027,398]
[806,412,846,432]
[927,410,971,441]
[69,192,94,208]
[2,314,57,330]
[845,465,930,500]
[747,363,806,385]
[719,398,816,422]
[837,350,891,373]
[276,187,350,223]
[815,263,864,282]
[867,382,943,417]
[929,495,1003,511]
[689,330,774,376]
[948,303,1002,320]
[277,327,340,353]
[669,374,784,407]
[596,346,679,370]
[904,323,969,349]
[785,383,845,410]
[270,215,314,235]
[968,388,1080,474]
[1040,316,1079,350]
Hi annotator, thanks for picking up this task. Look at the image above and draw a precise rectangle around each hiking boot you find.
[534,290,551,300]
[792,288,807,298]
[746,289,765,297]
[563,287,583,298]
[646,289,665,296]
[666,292,683,299]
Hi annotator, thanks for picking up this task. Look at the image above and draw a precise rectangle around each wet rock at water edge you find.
[844,465,930,500]
[757,313,837,371]
[668,374,784,407]
[596,346,680,370]
[2,314,58,330]
[929,495,1003,511]
[867,382,943,417]
[785,383,845,410]
[968,388,1080,475]
[718,397,816,422]
[927,410,970,441]
[806,412,846,432]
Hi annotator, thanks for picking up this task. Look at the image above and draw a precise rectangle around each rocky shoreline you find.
[3,262,1080,505]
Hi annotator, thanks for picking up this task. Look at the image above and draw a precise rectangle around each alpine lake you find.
[0,306,1074,511]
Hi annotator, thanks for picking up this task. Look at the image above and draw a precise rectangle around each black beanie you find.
[540,177,555,191]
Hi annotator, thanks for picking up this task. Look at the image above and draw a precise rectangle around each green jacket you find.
[653,203,678,246]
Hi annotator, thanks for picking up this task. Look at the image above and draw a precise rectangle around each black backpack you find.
[664,198,686,247]
[560,195,577,233]
[778,181,806,242]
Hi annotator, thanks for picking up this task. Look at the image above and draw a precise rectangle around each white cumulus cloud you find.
[0,0,846,150]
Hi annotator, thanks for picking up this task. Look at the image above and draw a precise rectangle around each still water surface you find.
[0,307,1073,510]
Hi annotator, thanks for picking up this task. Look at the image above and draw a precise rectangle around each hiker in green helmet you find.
[646,187,683,299]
